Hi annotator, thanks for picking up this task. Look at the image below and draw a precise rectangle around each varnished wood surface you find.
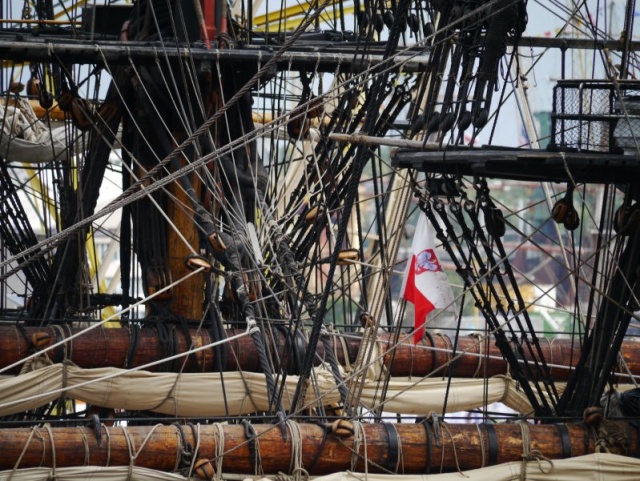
[165,159,204,320]
[2,325,639,381]
[1,421,636,474]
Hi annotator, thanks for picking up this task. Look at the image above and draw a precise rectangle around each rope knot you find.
[518,421,554,481]
[521,449,554,473]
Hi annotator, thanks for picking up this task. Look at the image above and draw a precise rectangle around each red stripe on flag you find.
[404,254,436,343]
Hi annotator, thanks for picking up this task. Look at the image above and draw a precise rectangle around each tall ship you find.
[0,0,640,479]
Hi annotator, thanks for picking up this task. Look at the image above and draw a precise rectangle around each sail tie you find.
[76,426,90,466]
[286,421,308,481]
[43,425,57,480]
[518,421,553,481]
[213,423,225,481]
[195,424,222,481]
[439,419,466,477]
[360,419,369,478]
[351,421,364,472]
[185,423,202,479]
[121,426,135,481]
[121,424,164,481]
[469,333,484,379]
[8,426,44,481]
[104,427,112,466]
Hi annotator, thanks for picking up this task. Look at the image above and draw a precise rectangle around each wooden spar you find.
[0,421,636,474]
[328,132,444,150]
[4,326,640,380]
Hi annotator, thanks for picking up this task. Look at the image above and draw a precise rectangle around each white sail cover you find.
[0,98,68,163]
[0,362,562,416]
[1,453,640,481]
[311,453,640,481]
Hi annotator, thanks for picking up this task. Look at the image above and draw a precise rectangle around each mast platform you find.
[392,147,640,184]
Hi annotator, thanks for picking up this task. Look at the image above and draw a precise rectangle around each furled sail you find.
[0,98,67,163]
[0,361,566,417]
[2,454,640,481]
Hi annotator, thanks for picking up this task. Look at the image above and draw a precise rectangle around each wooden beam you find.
[0,421,635,474]
[3,326,640,381]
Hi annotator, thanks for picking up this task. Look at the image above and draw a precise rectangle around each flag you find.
[401,212,455,343]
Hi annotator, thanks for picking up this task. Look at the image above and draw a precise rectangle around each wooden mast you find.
[165,160,205,320]
[5,325,640,380]
[1,421,636,474]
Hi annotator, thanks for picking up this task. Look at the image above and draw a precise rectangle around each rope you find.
[248,318,281,414]
[77,426,90,466]
[7,426,42,481]
[0,332,253,414]
[59,360,71,409]
[43,424,57,480]
[121,426,135,481]
[18,350,53,375]
[344,319,376,415]
[121,424,164,481]
[595,419,630,455]
[286,421,308,480]
[351,421,363,472]
[479,182,561,408]
[213,423,225,481]
[470,333,484,378]
[292,0,415,415]
[439,420,467,477]
[333,328,352,373]
[361,419,369,478]
[186,424,201,479]
[0,0,515,290]
[173,423,190,472]
[518,421,553,481]
[392,423,404,474]
[0,266,210,376]
[51,325,68,363]
[425,192,554,416]
[104,427,112,467]
[475,424,485,468]
[320,327,349,404]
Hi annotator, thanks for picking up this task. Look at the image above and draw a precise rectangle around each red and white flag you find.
[401,212,455,343]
